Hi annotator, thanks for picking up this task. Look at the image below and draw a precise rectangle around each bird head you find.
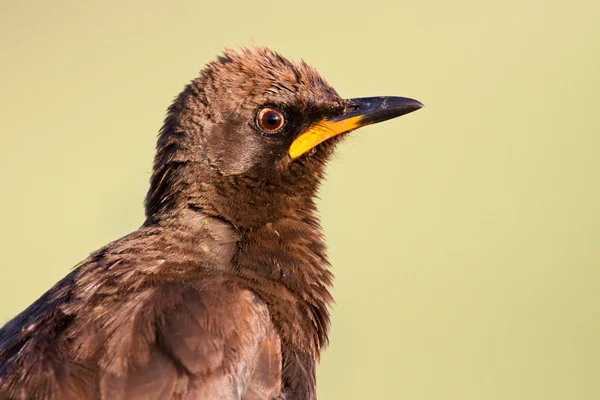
[146,47,422,225]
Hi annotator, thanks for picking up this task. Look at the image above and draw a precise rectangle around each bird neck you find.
[144,162,333,352]
[146,157,322,227]
[143,163,332,399]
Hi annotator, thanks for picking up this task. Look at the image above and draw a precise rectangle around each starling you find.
[0,47,422,400]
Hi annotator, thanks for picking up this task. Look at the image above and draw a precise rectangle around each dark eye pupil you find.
[263,112,281,128]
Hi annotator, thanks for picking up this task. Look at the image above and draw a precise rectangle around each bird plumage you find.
[0,46,422,399]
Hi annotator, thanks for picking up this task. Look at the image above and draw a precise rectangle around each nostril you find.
[345,102,360,113]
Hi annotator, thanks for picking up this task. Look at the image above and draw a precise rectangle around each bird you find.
[0,47,422,400]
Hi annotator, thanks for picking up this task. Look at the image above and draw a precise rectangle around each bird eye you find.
[257,107,285,133]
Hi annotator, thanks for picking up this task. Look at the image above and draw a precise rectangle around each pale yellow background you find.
[1,0,599,399]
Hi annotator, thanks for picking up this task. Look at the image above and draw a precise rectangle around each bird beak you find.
[289,96,424,159]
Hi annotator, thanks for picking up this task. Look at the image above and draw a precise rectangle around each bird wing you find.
[0,269,83,400]
[0,261,282,400]
[98,281,283,400]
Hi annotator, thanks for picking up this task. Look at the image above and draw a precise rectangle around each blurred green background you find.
[1,0,599,398]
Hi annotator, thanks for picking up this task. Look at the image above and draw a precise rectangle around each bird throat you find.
[146,163,333,388]
[193,179,334,353]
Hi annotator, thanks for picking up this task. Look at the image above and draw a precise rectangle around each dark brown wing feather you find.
[0,234,282,400]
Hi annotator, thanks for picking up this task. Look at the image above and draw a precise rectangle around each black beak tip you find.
[335,96,424,124]
[391,96,424,112]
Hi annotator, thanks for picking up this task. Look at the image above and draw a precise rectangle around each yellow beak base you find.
[288,116,363,159]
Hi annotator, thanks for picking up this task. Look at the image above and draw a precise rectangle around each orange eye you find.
[257,108,285,133]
